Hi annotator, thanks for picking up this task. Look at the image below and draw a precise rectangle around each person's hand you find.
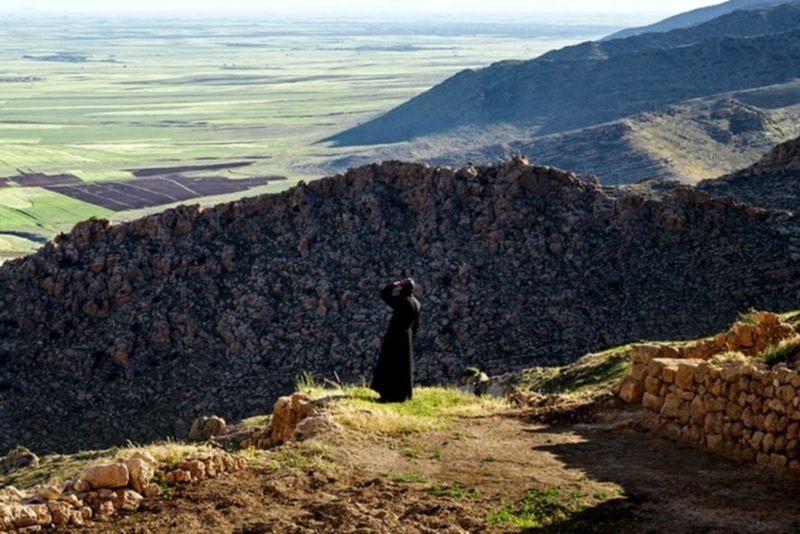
[393,280,403,287]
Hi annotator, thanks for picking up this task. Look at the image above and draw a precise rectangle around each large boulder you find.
[81,463,130,489]
[125,458,154,494]
[270,393,318,443]
[188,416,227,441]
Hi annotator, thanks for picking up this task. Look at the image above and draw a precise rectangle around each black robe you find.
[371,284,421,402]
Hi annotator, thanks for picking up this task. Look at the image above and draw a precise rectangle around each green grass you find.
[782,311,800,331]
[737,309,759,325]
[402,446,423,459]
[388,472,427,484]
[296,374,509,439]
[240,414,271,428]
[239,440,336,472]
[0,448,113,489]
[0,15,600,258]
[428,483,481,500]
[0,439,215,489]
[487,487,591,529]
[519,345,631,396]
[764,338,800,366]
[296,376,508,436]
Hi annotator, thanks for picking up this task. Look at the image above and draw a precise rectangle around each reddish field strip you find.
[46,176,286,212]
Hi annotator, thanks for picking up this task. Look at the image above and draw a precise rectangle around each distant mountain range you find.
[605,0,788,40]
[323,1,800,184]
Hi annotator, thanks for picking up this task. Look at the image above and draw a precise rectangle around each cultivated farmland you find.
[0,14,615,258]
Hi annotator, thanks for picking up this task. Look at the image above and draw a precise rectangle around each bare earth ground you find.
[62,407,800,534]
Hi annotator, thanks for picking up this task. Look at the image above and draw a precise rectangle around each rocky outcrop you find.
[188,416,227,442]
[700,137,800,212]
[269,393,340,444]
[0,158,798,453]
[0,447,38,474]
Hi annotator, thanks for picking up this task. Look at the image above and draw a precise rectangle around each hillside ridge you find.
[699,136,800,210]
[604,0,790,40]
[326,5,800,148]
[0,157,798,452]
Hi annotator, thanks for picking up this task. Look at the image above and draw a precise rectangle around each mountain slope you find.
[321,94,800,184]
[558,1,800,61]
[326,25,800,148]
[1,157,798,453]
[698,136,800,210]
[605,0,789,40]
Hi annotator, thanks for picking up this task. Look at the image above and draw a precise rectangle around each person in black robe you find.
[371,278,421,403]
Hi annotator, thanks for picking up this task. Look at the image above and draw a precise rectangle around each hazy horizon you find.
[0,0,722,15]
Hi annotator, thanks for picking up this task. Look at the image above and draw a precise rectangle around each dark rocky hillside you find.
[605,0,789,40]
[1,157,799,453]
[327,21,800,147]
[699,136,800,211]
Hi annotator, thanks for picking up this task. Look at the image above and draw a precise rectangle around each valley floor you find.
[62,406,800,533]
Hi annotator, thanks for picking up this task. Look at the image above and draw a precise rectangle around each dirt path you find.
[66,409,800,533]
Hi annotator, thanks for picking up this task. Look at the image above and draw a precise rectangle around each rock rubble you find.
[1,158,798,452]
[0,449,243,531]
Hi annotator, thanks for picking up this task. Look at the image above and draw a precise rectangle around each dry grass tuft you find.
[297,377,508,437]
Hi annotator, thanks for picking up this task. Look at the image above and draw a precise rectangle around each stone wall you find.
[615,312,800,471]
[0,449,243,531]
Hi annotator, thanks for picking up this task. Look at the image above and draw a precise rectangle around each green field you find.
[0,15,616,258]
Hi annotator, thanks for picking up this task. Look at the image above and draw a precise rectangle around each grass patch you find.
[0,449,113,489]
[263,441,336,471]
[388,472,427,484]
[0,440,215,490]
[737,309,759,325]
[402,446,423,459]
[519,345,631,396]
[709,350,757,366]
[240,414,271,428]
[429,483,481,500]
[487,487,590,529]
[764,337,800,366]
[296,376,507,437]
[781,311,800,332]
[118,441,213,470]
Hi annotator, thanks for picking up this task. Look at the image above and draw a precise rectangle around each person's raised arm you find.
[381,281,402,308]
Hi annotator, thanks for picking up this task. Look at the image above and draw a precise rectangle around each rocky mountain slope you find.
[321,3,800,185]
[699,136,800,210]
[322,94,800,184]
[605,0,789,40]
[1,154,799,453]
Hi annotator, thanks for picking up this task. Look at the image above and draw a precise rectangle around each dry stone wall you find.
[1,158,799,452]
[615,312,800,471]
[0,449,243,531]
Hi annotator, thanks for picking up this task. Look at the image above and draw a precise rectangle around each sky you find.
[0,0,723,14]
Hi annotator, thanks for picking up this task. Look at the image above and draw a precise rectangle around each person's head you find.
[400,277,416,296]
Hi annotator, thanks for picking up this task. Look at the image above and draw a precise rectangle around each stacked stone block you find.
[615,312,800,472]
